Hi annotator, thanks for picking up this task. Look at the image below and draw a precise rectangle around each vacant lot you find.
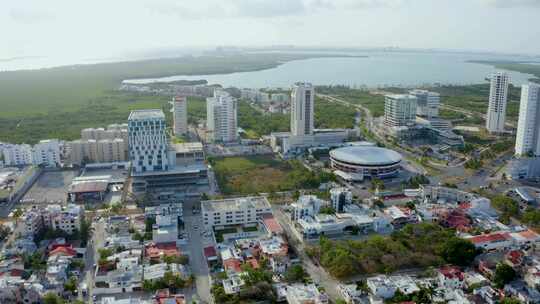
[22,169,78,204]
[211,156,333,195]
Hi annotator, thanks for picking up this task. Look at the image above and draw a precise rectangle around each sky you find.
[1,0,540,63]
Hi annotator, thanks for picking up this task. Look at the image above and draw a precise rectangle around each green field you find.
[210,156,334,195]
[317,85,386,116]
[318,83,522,124]
[0,53,347,143]
[431,83,522,122]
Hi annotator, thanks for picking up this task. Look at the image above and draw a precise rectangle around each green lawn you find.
[317,85,386,117]
[210,156,334,195]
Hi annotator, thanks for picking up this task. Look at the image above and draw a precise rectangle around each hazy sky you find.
[2,0,540,60]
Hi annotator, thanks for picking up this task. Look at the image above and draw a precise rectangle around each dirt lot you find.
[21,169,78,204]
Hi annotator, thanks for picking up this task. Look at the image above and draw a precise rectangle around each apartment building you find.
[44,204,83,235]
[21,204,82,236]
[515,83,540,156]
[384,94,417,127]
[486,72,510,133]
[202,196,272,228]
[409,89,440,119]
[173,95,188,136]
[206,90,238,143]
[291,82,315,136]
[68,138,126,165]
[3,140,61,167]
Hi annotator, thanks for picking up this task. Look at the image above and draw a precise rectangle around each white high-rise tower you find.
[173,96,188,136]
[291,82,314,136]
[515,83,540,157]
[409,89,440,119]
[128,109,169,173]
[384,94,417,127]
[206,90,238,143]
[486,72,510,133]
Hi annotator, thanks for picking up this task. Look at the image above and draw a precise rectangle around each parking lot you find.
[21,169,78,204]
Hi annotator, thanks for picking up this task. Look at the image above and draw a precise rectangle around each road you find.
[182,200,213,304]
[271,206,342,301]
[84,217,105,303]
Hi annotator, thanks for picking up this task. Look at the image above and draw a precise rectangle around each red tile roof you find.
[516,229,540,241]
[245,258,260,269]
[223,258,242,273]
[146,243,180,259]
[49,246,77,257]
[506,250,524,266]
[262,214,283,234]
[203,246,217,258]
[469,232,511,245]
[439,266,464,280]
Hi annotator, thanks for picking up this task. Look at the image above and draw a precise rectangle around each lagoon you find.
[124,51,538,89]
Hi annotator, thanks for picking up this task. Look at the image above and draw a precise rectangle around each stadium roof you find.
[330,146,402,166]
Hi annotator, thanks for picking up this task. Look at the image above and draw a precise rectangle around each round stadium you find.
[329,146,403,181]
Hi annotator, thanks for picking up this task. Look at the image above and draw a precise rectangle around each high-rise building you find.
[515,83,540,156]
[128,109,169,173]
[173,96,188,136]
[291,82,314,136]
[409,89,440,119]
[384,94,417,127]
[206,90,238,143]
[330,188,353,213]
[486,72,510,133]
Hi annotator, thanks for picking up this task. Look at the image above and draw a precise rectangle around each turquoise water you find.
[124,51,538,88]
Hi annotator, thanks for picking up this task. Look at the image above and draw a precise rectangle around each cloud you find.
[482,0,540,7]
[8,8,53,23]
[149,0,408,19]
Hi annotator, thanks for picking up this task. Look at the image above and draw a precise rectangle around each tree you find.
[284,265,307,283]
[79,218,93,247]
[500,298,523,304]
[43,293,64,304]
[319,207,336,215]
[371,178,384,191]
[0,224,11,242]
[241,264,272,286]
[493,263,516,288]
[63,276,78,294]
[438,238,479,266]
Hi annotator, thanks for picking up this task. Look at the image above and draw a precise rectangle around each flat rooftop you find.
[128,109,165,121]
[201,196,270,213]
[173,142,203,153]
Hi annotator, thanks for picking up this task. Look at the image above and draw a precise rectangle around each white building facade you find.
[173,96,188,136]
[515,83,540,156]
[291,82,315,136]
[3,140,61,167]
[384,94,417,127]
[206,90,238,143]
[128,109,170,173]
[409,89,440,119]
[486,72,510,133]
[201,196,272,228]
